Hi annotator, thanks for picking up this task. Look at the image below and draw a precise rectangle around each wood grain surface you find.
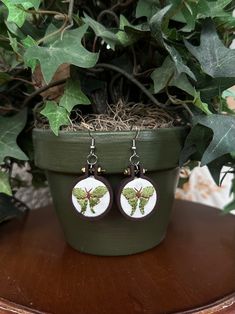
[0,200,235,314]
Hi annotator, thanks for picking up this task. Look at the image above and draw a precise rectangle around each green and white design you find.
[72,177,110,217]
[120,178,157,218]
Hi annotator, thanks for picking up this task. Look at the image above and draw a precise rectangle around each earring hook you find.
[130,127,140,167]
[88,128,94,139]
[87,128,97,167]
[134,128,140,140]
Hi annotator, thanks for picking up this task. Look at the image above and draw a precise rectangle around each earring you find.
[117,130,158,220]
[71,131,113,220]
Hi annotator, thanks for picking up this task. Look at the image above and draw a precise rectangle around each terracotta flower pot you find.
[33,127,187,256]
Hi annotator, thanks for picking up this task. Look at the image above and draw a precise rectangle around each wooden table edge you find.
[0,297,47,314]
[178,293,235,313]
[1,294,235,314]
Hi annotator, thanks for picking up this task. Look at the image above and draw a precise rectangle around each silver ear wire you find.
[129,128,140,167]
[87,130,98,167]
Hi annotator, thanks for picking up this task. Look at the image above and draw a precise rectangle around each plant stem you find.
[68,0,75,24]
[11,77,35,86]
[38,16,68,44]
[95,63,168,109]
[23,79,66,107]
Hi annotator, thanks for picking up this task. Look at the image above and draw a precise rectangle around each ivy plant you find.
[0,0,235,216]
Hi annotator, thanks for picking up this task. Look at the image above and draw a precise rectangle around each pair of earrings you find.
[71,131,158,221]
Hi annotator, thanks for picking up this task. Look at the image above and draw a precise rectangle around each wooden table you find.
[0,200,235,314]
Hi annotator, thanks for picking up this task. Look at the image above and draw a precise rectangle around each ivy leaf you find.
[165,45,196,80]
[24,24,99,84]
[83,13,118,50]
[197,77,235,103]
[149,5,196,80]
[40,101,70,136]
[22,35,37,71]
[136,0,159,20]
[207,154,232,185]
[180,123,213,166]
[0,171,12,196]
[2,0,26,27]
[149,5,171,44]
[116,15,140,46]
[59,79,90,113]
[2,0,39,27]
[151,56,174,94]
[197,115,235,165]
[198,0,234,18]
[11,0,41,10]
[5,21,25,39]
[185,20,235,78]
[151,56,195,95]
[224,199,235,213]
[0,110,28,164]
[83,14,142,48]
[193,92,212,114]
[7,31,18,54]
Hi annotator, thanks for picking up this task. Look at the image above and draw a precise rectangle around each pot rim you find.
[33,125,188,137]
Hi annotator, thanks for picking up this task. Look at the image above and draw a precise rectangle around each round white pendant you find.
[72,176,111,218]
[119,177,157,219]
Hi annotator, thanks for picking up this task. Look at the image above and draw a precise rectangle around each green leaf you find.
[40,101,70,136]
[224,200,235,213]
[185,20,235,78]
[136,0,159,20]
[151,56,195,95]
[2,0,26,27]
[193,92,212,114]
[83,13,118,50]
[116,15,140,46]
[180,123,213,166]
[149,5,171,44]
[149,5,196,80]
[207,154,232,185]
[151,56,174,94]
[198,0,234,18]
[196,115,235,165]
[2,0,38,27]
[165,45,196,80]
[7,31,18,53]
[83,14,142,48]
[197,77,235,103]
[0,110,28,164]
[180,3,197,32]
[11,0,41,10]
[0,171,12,196]
[22,35,37,71]
[59,79,90,113]
[173,74,195,96]
[5,21,25,38]
[24,24,99,84]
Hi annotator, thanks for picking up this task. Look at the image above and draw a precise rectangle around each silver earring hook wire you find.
[129,127,140,167]
[87,129,98,167]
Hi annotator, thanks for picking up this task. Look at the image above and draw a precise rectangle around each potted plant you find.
[0,0,235,255]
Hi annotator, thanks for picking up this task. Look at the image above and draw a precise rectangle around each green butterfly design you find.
[72,186,108,215]
[122,186,155,216]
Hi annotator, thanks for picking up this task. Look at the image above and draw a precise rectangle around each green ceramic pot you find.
[33,127,187,256]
